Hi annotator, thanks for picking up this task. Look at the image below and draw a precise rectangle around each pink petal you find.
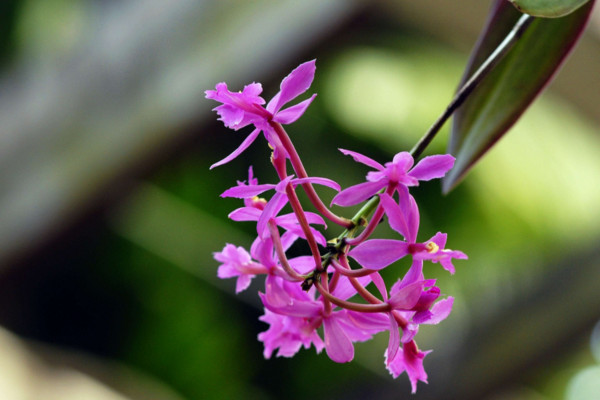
[401,325,419,343]
[285,301,324,318]
[212,104,246,129]
[279,231,299,250]
[246,166,258,185]
[268,299,323,318]
[331,275,371,301]
[267,60,317,114]
[262,126,290,160]
[339,149,384,171]
[205,82,231,102]
[311,228,328,247]
[396,260,424,291]
[421,297,454,325]
[380,193,413,241]
[206,82,267,129]
[228,207,261,221]
[221,182,275,198]
[349,239,409,270]
[257,192,288,238]
[242,82,265,101]
[279,223,326,247]
[408,154,455,181]
[210,128,262,169]
[331,180,386,207]
[235,274,253,293]
[440,255,461,275]
[214,243,251,264]
[336,312,375,342]
[439,260,456,274]
[263,276,291,308]
[275,211,325,227]
[274,175,295,193]
[370,272,388,301]
[412,287,441,319]
[288,255,315,275]
[323,317,354,363]
[206,82,265,106]
[391,152,414,171]
[250,237,269,261]
[430,232,448,248]
[386,314,400,363]
[388,281,424,310]
[365,169,388,183]
[406,195,420,243]
[345,310,389,332]
[293,176,341,192]
[272,95,316,124]
[403,341,430,393]
[216,263,238,279]
[257,306,323,360]
[303,211,327,226]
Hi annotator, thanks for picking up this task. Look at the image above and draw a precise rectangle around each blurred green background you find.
[0,1,599,399]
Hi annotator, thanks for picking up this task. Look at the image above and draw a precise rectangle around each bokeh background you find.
[1,1,599,399]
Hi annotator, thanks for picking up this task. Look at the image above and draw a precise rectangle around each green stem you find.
[410,13,534,160]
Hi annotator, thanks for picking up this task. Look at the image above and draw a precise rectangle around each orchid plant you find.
[207,60,465,392]
[205,0,594,392]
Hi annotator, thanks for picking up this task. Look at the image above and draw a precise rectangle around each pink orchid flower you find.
[349,193,467,273]
[206,60,318,169]
[258,308,326,359]
[385,339,431,393]
[214,237,304,294]
[331,149,455,207]
[389,261,455,341]
[259,274,376,363]
[222,174,338,242]
[214,243,268,293]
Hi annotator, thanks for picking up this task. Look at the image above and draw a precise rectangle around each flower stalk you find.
[410,13,534,159]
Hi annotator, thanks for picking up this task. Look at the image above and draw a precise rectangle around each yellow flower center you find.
[251,196,267,207]
[425,241,439,253]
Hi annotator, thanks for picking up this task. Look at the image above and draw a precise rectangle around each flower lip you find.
[425,242,439,253]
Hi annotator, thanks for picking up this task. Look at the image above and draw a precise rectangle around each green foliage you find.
[510,0,591,17]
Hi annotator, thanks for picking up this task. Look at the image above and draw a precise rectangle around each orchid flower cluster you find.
[206,60,467,392]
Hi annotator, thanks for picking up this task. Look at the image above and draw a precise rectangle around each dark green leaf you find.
[443,0,594,193]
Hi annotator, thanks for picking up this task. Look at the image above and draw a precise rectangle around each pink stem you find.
[328,270,340,293]
[270,151,322,271]
[321,260,409,329]
[334,257,381,304]
[345,185,395,246]
[270,122,352,229]
[314,280,390,313]
[320,270,332,316]
[283,182,322,269]
[330,258,373,278]
[345,203,385,246]
[267,221,305,282]
[391,310,409,330]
